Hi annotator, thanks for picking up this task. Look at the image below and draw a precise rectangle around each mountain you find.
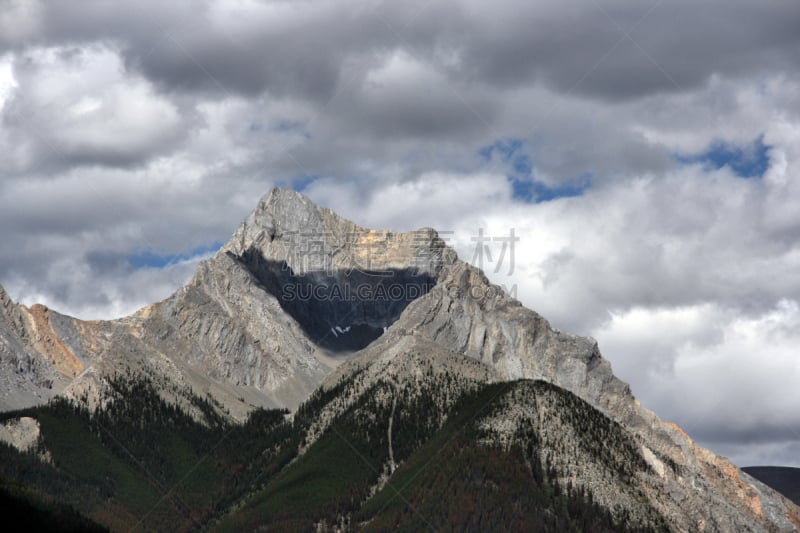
[0,285,81,410]
[0,188,798,531]
[744,467,800,506]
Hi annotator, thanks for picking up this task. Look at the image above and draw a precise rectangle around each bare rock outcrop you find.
[0,416,41,452]
[0,284,69,410]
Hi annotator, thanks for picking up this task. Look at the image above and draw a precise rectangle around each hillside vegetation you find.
[0,371,669,531]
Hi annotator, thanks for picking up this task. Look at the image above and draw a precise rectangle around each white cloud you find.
[0,53,17,112]
[590,300,800,466]
[2,45,186,171]
[0,0,42,45]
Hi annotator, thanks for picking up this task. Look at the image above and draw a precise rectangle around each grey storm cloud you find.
[0,0,798,102]
[1,0,800,468]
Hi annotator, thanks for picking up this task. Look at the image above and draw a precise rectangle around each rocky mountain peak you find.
[216,188,458,352]
[223,188,455,279]
[0,283,14,316]
[0,283,25,339]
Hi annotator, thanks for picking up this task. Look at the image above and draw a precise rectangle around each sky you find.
[1,0,799,468]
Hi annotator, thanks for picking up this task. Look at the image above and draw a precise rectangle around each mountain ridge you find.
[744,467,800,506]
[0,188,799,531]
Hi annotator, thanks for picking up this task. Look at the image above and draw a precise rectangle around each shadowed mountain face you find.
[234,249,436,351]
[744,467,800,506]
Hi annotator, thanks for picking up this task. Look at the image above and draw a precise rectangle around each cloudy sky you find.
[1,0,799,467]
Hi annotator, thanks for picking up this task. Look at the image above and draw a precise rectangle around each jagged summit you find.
[219,188,452,351]
[0,283,76,411]
[224,187,453,278]
[0,189,799,531]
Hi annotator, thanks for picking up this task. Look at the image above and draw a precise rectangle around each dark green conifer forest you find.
[0,370,669,532]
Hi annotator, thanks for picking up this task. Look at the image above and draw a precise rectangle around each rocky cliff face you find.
[0,285,74,409]
[0,188,798,531]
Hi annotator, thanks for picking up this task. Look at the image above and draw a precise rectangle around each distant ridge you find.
[744,467,800,506]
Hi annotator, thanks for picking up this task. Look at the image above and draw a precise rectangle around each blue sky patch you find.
[509,175,591,203]
[277,174,317,192]
[128,241,224,270]
[272,120,311,139]
[479,138,590,203]
[676,135,770,178]
[479,138,532,176]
